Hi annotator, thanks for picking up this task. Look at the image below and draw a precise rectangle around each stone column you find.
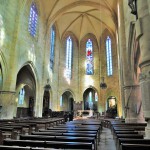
[124,85,144,123]
[0,91,16,119]
[137,0,150,138]
[117,0,127,119]
[118,0,144,122]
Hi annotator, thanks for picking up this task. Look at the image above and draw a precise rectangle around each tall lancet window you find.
[28,3,38,37]
[86,39,94,75]
[64,36,73,80]
[50,25,55,70]
[18,88,25,105]
[106,36,113,76]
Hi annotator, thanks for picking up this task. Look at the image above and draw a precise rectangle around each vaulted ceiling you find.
[40,0,118,41]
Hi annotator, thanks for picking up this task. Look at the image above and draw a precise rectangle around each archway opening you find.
[60,91,74,112]
[16,65,36,118]
[83,87,98,112]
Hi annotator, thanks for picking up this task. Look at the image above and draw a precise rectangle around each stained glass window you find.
[28,3,38,37]
[86,39,94,75]
[0,65,2,90]
[64,36,72,79]
[60,96,62,107]
[106,36,113,76]
[50,25,55,70]
[18,88,25,105]
[95,92,98,101]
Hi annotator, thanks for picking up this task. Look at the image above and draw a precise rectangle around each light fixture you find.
[128,0,138,19]
[100,77,107,89]
[44,79,51,91]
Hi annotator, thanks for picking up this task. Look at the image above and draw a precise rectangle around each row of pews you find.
[0,117,102,150]
[0,117,65,139]
[103,119,150,150]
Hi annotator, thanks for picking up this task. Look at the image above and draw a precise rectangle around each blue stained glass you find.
[65,36,72,79]
[106,36,113,76]
[60,96,62,106]
[50,25,55,70]
[86,39,94,75]
[28,3,38,37]
[18,88,25,105]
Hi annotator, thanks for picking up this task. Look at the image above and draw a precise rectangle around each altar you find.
[77,110,94,118]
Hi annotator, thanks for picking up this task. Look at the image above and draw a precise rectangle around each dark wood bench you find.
[0,145,30,149]
[32,131,96,138]
[115,134,144,146]
[112,127,144,137]
[3,139,93,149]
[120,143,150,150]
[117,138,150,150]
[47,126,100,143]
[113,131,139,139]
[39,129,97,134]
[20,134,96,150]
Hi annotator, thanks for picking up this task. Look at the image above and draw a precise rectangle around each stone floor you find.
[98,127,116,150]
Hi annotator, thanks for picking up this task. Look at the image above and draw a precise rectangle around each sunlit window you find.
[18,88,25,105]
[50,25,55,71]
[106,36,113,76]
[86,39,94,75]
[0,65,2,90]
[89,92,92,102]
[60,96,62,107]
[95,92,98,102]
[28,3,38,37]
[64,36,73,80]
[0,15,5,47]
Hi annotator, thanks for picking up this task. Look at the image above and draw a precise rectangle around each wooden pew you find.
[31,148,62,150]
[113,131,139,139]
[0,145,30,149]
[52,125,100,135]
[39,129,97,134]
[120,143,150,150]
[32,131,96,138]
[112,127,144,137]
[48,126,100,135]
[20,135,96,150]
[38,129,98,142]
[3,139,45,147]
[0,145,60,150]
[3,139,93,150]
[117,138,150,150]
[115,134,144,147]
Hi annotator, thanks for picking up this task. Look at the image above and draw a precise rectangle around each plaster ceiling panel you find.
[61,17,83,40]
[48,0,74,16]
[40,0,57,19]
[76,15,99,40]
[40,0,118,42]
[65,5,96,13]
[56,13,82,38]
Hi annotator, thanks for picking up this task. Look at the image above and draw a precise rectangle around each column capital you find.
[0,90,16,94]
[123,84,140,90]
[139,71,150,82]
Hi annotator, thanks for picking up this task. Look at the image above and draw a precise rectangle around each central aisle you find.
[98,127,116,150]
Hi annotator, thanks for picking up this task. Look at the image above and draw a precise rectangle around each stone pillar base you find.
[125,118,138,123]
[0,91,16,119]
[144,120,150,139]
[144,127,150,139]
